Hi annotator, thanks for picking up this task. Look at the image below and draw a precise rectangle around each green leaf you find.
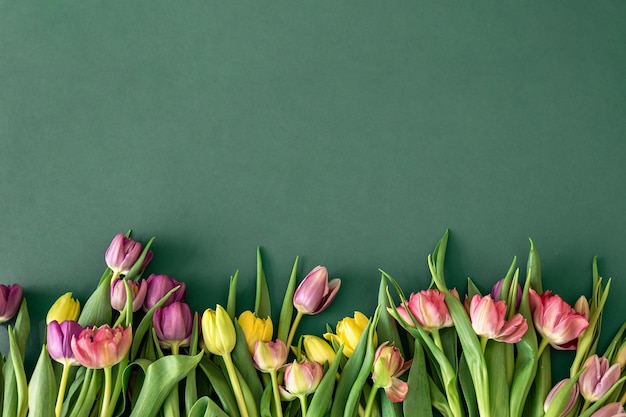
[403,339,432,417]
[28,345,57,417]
[259,383,273,417]
[231,320,264,407]
[126,236,155,281]
[188,397,230,417]
[376,277,403,355]
[277,257,299,342]
[227,271,239,318]
[14,300,30,357]
[307,345,344,417]
[9,327,27,417]
[199,357,240,417]
[255,247,271,319]
[459,353,478,417]
[78,277,113,327]
[486,341,509,417]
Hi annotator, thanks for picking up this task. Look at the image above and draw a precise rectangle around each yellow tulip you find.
[202,305,236,356]
[46,292,80,324]
[237,310,273,355]
[303,335,336,365]
[324,311,376,358]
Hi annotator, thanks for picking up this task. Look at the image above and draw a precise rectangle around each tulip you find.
[110,278,147,312]
[574,296,591,321]
[302,335,336,365]
[201,305,236,356]
[469,294,528,343]
[46,292,81,324]
[371,342,410,403]
[253,339,288,373]
[590,402,626,417]
[543,379,579,417]
[238,310,273,355]
[281,359,324,398]
[0,283,22,323]
[105,233,142,277]
[293,266,341,315]
[579,355,621,402]
[153,302,193,352]
[47,320,83,366]
[143,274,186,311]
[615,340,626,369]
[70,324,132,369]
[395,289,453,330]
[490,278,523,309]
[529,289,589,350]
[324,311,376,358]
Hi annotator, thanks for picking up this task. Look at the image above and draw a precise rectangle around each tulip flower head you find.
[238,310,273,355]
[47,320,83,366]
[293,266,341,315]
[153,301,193,351]
[579,355,621,402]
[201,305,236,356]
[143,274,186,311]
[543,379,579,417]
[253,339,288,373]
[395,289,454,331]
[110,278,147,313]
[529,289,589,350]
[371,342,410,402]
[490,278,523,310]
[469,294,528,343]
[71,324,132,369]
[46,292,81,325]
[590,402,626,417]
[324,311,376,358]
[105,233,143,277]
[0,284,22,323]
[574,296,591,321]
[302,335,336,365]
[280,360,324,400]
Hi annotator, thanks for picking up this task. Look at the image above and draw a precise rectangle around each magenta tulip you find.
[47,320,83,366]
[0,284,22,323]
[529,289,589,350]
[579,355,621,402]
[396,289,453,330]
[110,278,148,312]
[143,274,186,311]
[590,403,626,417]
[280,360,324,399]
[153,302,193,351]
[253,339,288,373]
[293,266,341,315]
[469,294,528,343]
[105,233,143,277]
[371,342,410,402]
[71,324,132,369]
[544,379,579,416]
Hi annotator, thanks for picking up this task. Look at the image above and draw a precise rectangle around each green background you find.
[2,1,626,378]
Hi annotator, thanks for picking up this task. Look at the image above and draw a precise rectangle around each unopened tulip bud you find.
[579,355,621,402]
[238,311,273,355]
[395,289,453,331]
[105,233,142,277]
[324,311,376,358]
[143,274,186,311]
[154,302,193,351]
[281,360,324,399]
[302,335,336,365]
[46,292,80,325]
[0,284,22,323]
[253,339,288,373]
[615,341,626,369]
[47,320,83,366]
[110,278,147,312]
[574,296,590,321]
[543,379,579,417]
[293,266,341,315]
[201,305,236,356]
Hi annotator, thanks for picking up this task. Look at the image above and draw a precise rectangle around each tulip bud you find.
[253,339,288,373]
[543,379,579,417]
[395,289,453,331]
[490,278,523,309]
[324,311,376,358]
[47,320,83,366]
[293,266,341,315]
[105,233,142,277]
[579,355,621,402]
[153,302,193,351]
[46,292,80,325]
[371,342,410,402]
[143,274,186,311]
[111,278,147,312]
[281,360,324,399]
[0,284,22,323]
[469,294,528,343]
[590,402,626,417]
[615,340,626,369]
[70,324,132,369]
[302,335,336,365]
[238,311,273,355]
[574,296,590,321]
[201,305,236,356]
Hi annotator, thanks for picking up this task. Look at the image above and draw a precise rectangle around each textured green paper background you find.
[1,1,626,376]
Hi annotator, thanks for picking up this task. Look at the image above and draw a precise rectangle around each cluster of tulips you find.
[2,231,626,417]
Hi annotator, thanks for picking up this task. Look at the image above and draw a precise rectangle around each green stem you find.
[537,338,550,359]
[70,368,93,417]
[363,385,380,417]
[580,400,591,414]
[431,329,444,352]
[101,367,112,417]
[223,353,250,417]
[163,345,181,417]
[55,363,72,417]
[286,311,305,350]
[270,370,284,417]
[480,336,488,354]
[298,395,308,416]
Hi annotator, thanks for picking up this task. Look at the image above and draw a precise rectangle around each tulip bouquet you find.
[1,231,626,417]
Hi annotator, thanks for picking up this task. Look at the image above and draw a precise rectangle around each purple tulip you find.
[111,278,148,312]
[490,278,522,310]
[153,302,193,350]
[143,274,186,311]
[0,284,22,323]
[47,320,83,366]
[105,233,143,277]
[293,266,341,315]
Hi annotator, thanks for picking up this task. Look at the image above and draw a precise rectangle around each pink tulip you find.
[529,289,589,350]
[543,379,579,416]
[590,403,626,417]
[0,284,22,323]
[280,360,324,399]
[105,233,142,277]
[143,274,186,311]
[71,324,132,369]
[371,342,410,402]
[153,302,193,350]
[47,320,83,366]
[110,278,147,312]
[396,289,453,330]
[579,355,621,402]
[293,266,341,315]
[469,294,528,343]
[253,339,288,373]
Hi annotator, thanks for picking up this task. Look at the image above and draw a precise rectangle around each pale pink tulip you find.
[105,233,142,276]
[590,403,626,417]
[469,294,528,343]
[110,278,147,312]
[543,379,579,416]
[579,355,621,402]
[253,339,288,373]
[396,289,453,330]
[293,266,340,315]
[280,360,324,399]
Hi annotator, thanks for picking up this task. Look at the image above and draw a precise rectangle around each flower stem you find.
[222,353,250,417]
[431,329,444,352]
[101,366,112,417]
[55,363,71,417]
[286,311,305,349]
[363,385,380,417]
[537,338,550,359]
[298,395,308,416]
[480,336,488,354]
[270,370,284,417]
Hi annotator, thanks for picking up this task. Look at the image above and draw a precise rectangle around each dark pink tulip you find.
[293,266,341,315]
[469,294,528,343]
[153,302,193,350]
[47,320,83,366]
[579,355,621,402]
[105,233,142,277]
[396,289,453,330]
[71,324,132,369]
[0,284,22,323]
[110,278,147,312]
[143,274,186,311]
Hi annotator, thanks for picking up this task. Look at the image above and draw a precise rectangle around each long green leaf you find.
[232,320,264,407]
[255,247,271,319]
[227,271,239,318]
[403,339,433,417]
[307,345,344,417]
[28,345,57,417]
[486,341,509,417]
[9,327,27,417]
[199,357,240,417]
[78,277,112,327]
[277,257,299,342]
[188,397,230,417]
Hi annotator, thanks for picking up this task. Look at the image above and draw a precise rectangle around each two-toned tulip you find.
[579,355,621,402]
[110,278,147,312]
[46,292,80,324]
[253,339,288,373]
[238,310,273,355]
[324,311,376,358]
[0,283,22,323]
[105,233,142,278]
[469,294,528,344]
[302,335,336,365]
[490,278,522,309]
[70,324,132,369]
[371,342,410,403]
[395,289,453,331]
[153,302,193,352]
[543,379,579,417]
[590,403,626,417]
[293,266,340,315]
[280,359,324,417]
[143,274,186,311]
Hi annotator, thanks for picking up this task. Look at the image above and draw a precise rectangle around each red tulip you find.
[105,233,142,277]
[71,324,132,368]
[469,294,528,343]
[293,266,340,315]
[396,289,453,330]
[0,284,22,323]
[579,355,621,402]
